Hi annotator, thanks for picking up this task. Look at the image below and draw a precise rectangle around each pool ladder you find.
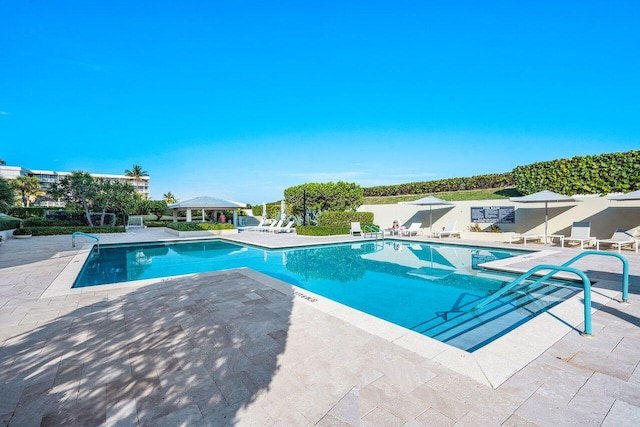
[72,231,100,254]
[363,224,385,240]
[471,251,629,336]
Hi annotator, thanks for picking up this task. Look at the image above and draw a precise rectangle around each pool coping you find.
[41,236,627,389]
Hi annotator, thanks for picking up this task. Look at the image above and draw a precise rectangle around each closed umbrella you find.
[608,190,640,201]
[405,196,454,233]
[262,202,267,219]
[510,190,577,244]
[280,200,286,220]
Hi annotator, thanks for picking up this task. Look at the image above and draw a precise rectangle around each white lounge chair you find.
[596,229,638,253]
[509,234,544,245]
[432,220,461,238]
[242,218,266,232]
[350,222,363,237]
[271,220,295,233]
[261,219,283,232]
[401,222,422,237]
[561,221,595,249]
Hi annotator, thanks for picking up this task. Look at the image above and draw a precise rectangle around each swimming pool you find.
[74,239,578,351]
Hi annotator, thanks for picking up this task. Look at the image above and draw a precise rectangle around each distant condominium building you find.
[0,165,150,206]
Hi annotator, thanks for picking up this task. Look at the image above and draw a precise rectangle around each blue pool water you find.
[74,240,578,351]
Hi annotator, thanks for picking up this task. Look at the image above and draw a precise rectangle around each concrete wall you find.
[359,196,640,239]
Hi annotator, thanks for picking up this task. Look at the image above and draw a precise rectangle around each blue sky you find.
[1,1,639,204]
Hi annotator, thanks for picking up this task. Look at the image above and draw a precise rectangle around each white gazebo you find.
[168,196,247,225]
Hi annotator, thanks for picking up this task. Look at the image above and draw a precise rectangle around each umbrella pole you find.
[544,202,548,245]
[430,206,433,234]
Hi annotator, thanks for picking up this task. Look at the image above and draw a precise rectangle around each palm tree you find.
[11,176,43,207]
[163,192,178,204]
[0,178,14,212]
[124,165,149,179]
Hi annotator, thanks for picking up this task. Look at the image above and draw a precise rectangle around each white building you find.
[0,165,150,206]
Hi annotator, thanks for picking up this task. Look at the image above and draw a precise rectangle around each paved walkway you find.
[1,229,639,426]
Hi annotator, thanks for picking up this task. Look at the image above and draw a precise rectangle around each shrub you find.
[317,211,374,227]
[295,225,351,236]
[0,216,21,231]
[513,150,640,195]
[14,226,125,236]
[8,206,48,219]
[13,227,33,236]
[165,222,235,231]
[144,220,171,227]
[364,172,514,197]
[23,217,83,227]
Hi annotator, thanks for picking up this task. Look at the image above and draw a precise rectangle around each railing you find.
[471,250,630,336]
[363,224,385,240]
[72,231,100,253]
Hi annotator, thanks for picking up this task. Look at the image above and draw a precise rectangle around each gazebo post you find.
[186,209,192,222]
[233,209,238,226]
[173,210,178,223]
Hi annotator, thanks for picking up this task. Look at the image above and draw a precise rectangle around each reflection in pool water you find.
[74,240,577,351]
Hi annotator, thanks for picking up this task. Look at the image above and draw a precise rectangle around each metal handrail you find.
[470,250,631,336]
[72,231,100,252]
[363,224,385,240]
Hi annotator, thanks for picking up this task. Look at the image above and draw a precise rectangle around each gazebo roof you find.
[168,196,246,209]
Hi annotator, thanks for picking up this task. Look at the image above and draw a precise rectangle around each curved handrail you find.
[562,250,629,302]
[474,264,594,335]
[363,224,385,240]
[72,231,100,251]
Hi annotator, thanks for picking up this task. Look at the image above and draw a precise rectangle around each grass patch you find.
[363,187,523,204]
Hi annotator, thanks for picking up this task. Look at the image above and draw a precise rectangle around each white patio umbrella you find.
[608,190,640,201]
[280,200,286,219]
[262,202,267,219]
[404,196,454,233]
[510,190,577,244]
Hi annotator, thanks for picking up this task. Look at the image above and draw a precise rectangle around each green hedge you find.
[23,217,84,227]
[0,216,22,231]
[14,226,126,236]
[317,211,374,227]
[8,206,48,219]
[513,150,640,195]
[295,225,351,236]
[165,222,235,231]
[364,172,514,197]
[251,204,280,217]
[144,220,171,227]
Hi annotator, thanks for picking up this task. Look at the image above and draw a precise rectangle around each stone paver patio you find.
[1,228,639,426]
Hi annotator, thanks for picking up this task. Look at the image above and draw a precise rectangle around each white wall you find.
[359,196,640,239]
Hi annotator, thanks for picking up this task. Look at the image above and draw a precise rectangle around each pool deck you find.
[1,228,639,426]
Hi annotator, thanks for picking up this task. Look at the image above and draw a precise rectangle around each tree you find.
[0,158,6,165]
[163,192,177,204]
[148,200,168,220]
[50,171,98,226]
[11,176,43,207]
[0,178,15,212]
[124,165,149,179]
[284,181,364,215]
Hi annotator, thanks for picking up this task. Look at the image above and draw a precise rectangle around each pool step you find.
[412,282,578,352]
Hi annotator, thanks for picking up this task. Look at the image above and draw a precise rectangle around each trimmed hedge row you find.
[0,216,22,231]
[8,206,49,219]
[295,226,351,236]
[513,150,640,195]
[317,211,374,227]
[165,222,235,231]
[363,172,514,197]
[22,217,83,227]
[15,226,126,236]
